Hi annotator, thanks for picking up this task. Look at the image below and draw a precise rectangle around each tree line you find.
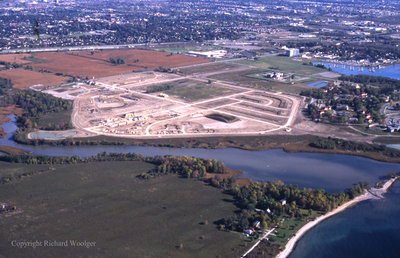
[309,137,400,158]
[0,152,227,183]
[0,79,73,133]
[139,155,227,179]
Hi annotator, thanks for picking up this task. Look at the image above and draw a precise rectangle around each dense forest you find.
[13,90,72,129]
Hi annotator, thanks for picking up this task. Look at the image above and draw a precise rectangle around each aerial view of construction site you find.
[4,48,310,140]
[66,69,299,138]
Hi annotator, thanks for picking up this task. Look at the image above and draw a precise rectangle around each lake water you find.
[1,115,399,193]
[2,115,400,257]
[388,144,400,151]
[289,182,400,258]
[307,80,329,88]
[314,62,400,80]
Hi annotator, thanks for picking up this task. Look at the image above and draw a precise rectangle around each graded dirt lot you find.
[55,69,301,139]
[32,49,210,78]
[0,54,32,64]
[0,68,68,89]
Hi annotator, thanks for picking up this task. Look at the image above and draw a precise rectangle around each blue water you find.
[307,80,329,88]
[289,182,400,258]
[315,62,400,80]
[388,144,400,151]
[1,115,399,193]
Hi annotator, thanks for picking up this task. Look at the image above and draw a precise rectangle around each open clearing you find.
[178,62,240,75]
[0,54,32,64]
[0,161,244,258]
[0,68,68,89]
[235,55,325,75]
[31,49,210,78]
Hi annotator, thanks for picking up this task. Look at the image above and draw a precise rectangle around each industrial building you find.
[286,48,300,57]
[187,50,227,59]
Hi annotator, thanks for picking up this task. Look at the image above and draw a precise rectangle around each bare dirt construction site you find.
[40,62,302,139]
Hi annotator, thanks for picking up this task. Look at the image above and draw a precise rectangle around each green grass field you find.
[235,56,326,76]
[0,161,52,179]
[160,79,238,102]
[178,62,239,75]
[208,69,308,94]
[0,161,244,257]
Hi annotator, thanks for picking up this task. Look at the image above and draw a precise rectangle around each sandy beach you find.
[276,177,399,258]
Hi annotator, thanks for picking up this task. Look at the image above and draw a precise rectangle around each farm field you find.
[31,49,210,78]
[0,161,244,258]
[0,68,68,89]
[73,49,210,68]
[0,54,32,64]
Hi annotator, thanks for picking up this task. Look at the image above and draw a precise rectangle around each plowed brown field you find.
[32,49,210,78]
[0,54,32,64]
[0,68,68,89]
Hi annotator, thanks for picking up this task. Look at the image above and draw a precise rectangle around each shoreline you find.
[276,176,399,258]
